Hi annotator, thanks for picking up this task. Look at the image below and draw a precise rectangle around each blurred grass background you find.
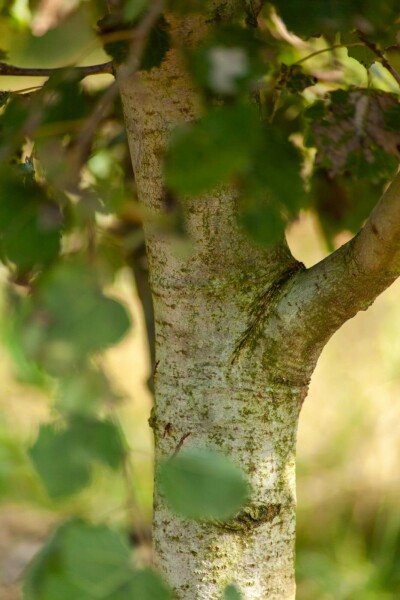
[0,213,399,599]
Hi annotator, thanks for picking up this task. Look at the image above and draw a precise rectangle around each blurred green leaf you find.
[62,521,133,595]
[140,15,170,71]
[123,0,149,21]
[100,13,170,69]
[279,63,317,94]
[224,584,242,600]
[24,520,133,600]
[383,104,400,131]
[0,165,61,272]
[345,36,376,69]
[159,447,249,520]
[273,0,399,45]
[165,103,261,196]
[0,93,32,152]
[40,70,90,126]
[189,25,268,96]
[20,260,131,372]
[24,520,173,600]
[124,569,173,600]
[238,120,306,246]
[29,416,125,498]
[239,194,286,247]
[56,369,122,415]
[8,6,101,68]
[168,0,211,14]
[29,423,91,498]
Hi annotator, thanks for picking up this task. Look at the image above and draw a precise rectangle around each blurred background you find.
[1,214,400,600]
[0,1,399,599]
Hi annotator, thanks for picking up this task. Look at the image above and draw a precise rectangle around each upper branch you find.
[0,62,114,78]
[277,170,400,356]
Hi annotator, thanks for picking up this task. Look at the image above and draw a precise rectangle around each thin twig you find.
[73,0,166,159]
[0,61,114,77]
[295,42,364,65]
[356,30,400,86]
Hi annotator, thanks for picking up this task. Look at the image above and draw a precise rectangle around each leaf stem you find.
[356,30,400,86]
[295,42,364,65]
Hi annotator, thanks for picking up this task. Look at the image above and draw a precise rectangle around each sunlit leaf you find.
[159,447,249,520]
[8,7,102,67]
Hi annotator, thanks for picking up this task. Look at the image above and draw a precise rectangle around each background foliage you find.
[0,0,399,598]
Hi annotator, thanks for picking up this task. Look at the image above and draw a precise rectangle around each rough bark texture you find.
[117,9,400,600]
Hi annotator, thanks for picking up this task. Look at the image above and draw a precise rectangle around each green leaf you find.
[309,89,400,179]
[0,165,61,272]
[0,91,12,110]
[273,0,399,44]
[168,0,211,14]
[29,424,91,498]
[9,7,100,67]
[345,39,376,69]
[189,25,267,96]
[100,13,170,68]
[165,103,261,196]
[383,104,400,131]
[159,447,249,520]
[62,522,133,596]
[56,369,122,415]
[126,569,173,600]
[238,119,306,246]
[224,584,242,600]
[239,194,286,247]
[279,63,317,94]
[40,70,90,126]
[140,15,170,71]
[24,521,173,600]
[29,417,125,498]
[70,416,126,470]
[21,260,131,372]
[123,0,149,21]
[24,520,133,600]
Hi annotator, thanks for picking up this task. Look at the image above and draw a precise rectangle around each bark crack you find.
[231,261,305,363]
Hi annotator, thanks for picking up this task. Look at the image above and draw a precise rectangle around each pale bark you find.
[117,8,400,600]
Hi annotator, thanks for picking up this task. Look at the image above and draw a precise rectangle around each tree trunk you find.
[118,20,313,596]
[117,9,400,600]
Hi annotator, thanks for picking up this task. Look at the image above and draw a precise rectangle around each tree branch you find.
[0,61,114,78]
[356,30,400,86]
[276,170,400,358]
